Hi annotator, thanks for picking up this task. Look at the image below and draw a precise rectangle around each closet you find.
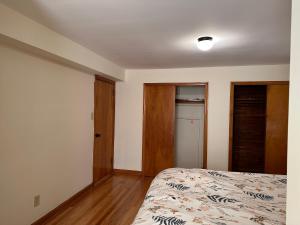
[229,82,289,175]
[143,83,207,177]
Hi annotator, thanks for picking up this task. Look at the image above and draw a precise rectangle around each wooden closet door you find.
[265,84,289,175]
[143,85,176,177]
[231,85,267,173]
[93,79,115,183]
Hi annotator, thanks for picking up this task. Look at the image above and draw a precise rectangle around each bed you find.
[132,168,286,225]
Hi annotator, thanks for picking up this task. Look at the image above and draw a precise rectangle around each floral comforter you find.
[132,168,286,225]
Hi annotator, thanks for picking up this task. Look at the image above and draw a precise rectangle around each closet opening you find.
[175,86,206,169]
[142,82,208,176]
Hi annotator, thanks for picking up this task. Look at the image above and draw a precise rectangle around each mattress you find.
[132,168,286,225]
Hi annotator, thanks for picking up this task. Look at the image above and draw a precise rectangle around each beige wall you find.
[0,3,125,80]
[286,0,300,224]
[0,42,94,225]
[114,65,290,171]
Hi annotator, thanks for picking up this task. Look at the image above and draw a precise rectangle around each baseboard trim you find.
[31,183,93,225]
[113,169,143,176]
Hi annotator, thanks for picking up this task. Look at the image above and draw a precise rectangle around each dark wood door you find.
[143,85,176,176]
[93,79,115,183]
[265,84,289,175]
[232,85,267,173]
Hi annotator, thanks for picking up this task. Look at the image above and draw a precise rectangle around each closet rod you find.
[176,117,201,120]
[175,99,205,104]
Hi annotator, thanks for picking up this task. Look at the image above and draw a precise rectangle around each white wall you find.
[0,41,94,225]
[286,0,300,224]
[114,64,289,171]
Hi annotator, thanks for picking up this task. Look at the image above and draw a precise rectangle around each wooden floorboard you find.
[42,175,153,225]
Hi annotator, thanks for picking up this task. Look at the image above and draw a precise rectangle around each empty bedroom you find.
[0,0,299,225]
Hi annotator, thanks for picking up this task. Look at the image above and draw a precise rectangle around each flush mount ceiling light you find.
[197,36,214,51]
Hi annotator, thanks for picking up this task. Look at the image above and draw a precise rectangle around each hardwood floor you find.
[42,175,153,225]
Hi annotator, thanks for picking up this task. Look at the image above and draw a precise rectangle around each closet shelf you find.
[175,99,205,104]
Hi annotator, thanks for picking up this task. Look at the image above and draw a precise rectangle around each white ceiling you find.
[0,0,291,69]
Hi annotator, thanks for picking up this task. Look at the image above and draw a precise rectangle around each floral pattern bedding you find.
[132,168,286,225]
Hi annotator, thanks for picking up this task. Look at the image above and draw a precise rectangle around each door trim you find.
[228,81,289,171]
[95,74,116,84]
[142,82,209,175]
[93,74,116,185]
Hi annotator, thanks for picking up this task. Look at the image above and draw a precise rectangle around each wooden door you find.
[265,84,289,175]
[143,85,176,176]
[231,85,267,173]
[93,78,115,183]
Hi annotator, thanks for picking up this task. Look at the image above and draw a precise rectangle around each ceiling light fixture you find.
[197,36,214,51]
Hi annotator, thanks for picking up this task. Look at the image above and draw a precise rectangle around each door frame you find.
[228,81,289,171]
[142,82,209,174]
[93,74,116,185]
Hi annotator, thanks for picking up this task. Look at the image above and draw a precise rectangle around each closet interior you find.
[175,86,205,168]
